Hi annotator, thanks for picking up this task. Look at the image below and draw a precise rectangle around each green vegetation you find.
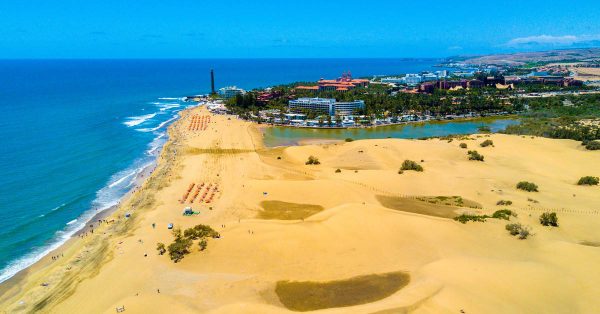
[577,176,599,186]
[585,140,600,150]
[502,94,600,144]
[539,212,559,227]
[400,160,423,172]
[156,242,166,255]
[198,239,207,251]
[467,150,484,161]
[164,225,220,262]
[454,209,515,224]
[305,155,320,165]
[183,224,220,240]
[345,138,354,142]
[480,139,494,147]
[496,200,513,206]
[275,271,410,311]
[258,200,324,220]
[505,223,531,239]
[491,209,516,220]
[459,142,468,149]
[517,181,539,192]
[454,214,488,223]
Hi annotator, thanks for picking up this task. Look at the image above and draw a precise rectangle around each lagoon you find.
[262,118,519,147]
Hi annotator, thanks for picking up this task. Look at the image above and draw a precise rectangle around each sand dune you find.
[2,107,600,313]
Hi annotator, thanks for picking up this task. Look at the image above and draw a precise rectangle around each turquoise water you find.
[262,119,519,147]
[0,58,444,283]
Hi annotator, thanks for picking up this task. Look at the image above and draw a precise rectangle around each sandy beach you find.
[2,105,600,313]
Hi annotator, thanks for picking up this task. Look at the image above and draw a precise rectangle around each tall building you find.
[288,97,365,116]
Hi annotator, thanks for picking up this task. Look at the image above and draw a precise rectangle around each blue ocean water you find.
[0,58,443,283]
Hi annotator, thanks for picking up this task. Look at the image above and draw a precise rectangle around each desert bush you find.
[454,214,487,224]
[480,139,494,147]
[467,150,484,161]
[492,209,515,220]
[183,224,220,240]
[577,176,599,186]
[539,212,559,227]
[517,181,538,192]
[496,200,513,206]
[305,155,321,165]
[168,237,192,262]
[505,223,531,239]
[156,242,166,255]
[585,140,600,150]
[459,143,468,149]
[335,169,341,173]
[345,138,354,142]
[198,239,207,251]
[400,160,423,172]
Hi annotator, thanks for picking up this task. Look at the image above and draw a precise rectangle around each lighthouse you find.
[210,69,216,95]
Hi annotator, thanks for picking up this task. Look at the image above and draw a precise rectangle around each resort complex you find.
[288,97,365,116]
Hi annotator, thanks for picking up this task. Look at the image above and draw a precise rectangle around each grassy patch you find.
[258,201,324,220]
[376,195,481,219]
[275,271,410,311]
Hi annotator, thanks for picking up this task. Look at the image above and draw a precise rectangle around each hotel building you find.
[288,97,365,116]
[218,86,246,99]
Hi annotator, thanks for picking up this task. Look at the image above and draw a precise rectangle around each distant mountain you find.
[447,48,600,66]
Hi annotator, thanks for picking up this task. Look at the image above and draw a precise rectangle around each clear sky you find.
[2,0,600,59]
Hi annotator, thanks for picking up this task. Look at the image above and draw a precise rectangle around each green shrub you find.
[198,239,207,251]
[345,138,354,142]
[480,139,494,147]
[156,242,166,255]
[505,223,531,239]
[585,141,600,150]
[459,143,468,149]
[492,209,515,220]
[183,224,220,240]
[577,176,599,186]
[305,155,321,165]
[539,212,559,227]
[400,160,423,172]
[454,214,487,224]
[168,237,192,262]
[496,200,513,206]
[517,181,538,192]
[467,150,484,161]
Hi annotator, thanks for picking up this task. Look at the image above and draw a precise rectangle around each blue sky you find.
[1,0,600,58]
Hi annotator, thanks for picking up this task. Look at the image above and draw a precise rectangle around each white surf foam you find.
[123,113,157,127]
[157,103,181,111]
[135,115,178,133]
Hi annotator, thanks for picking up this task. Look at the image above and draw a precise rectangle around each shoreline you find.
[0,105,192,307]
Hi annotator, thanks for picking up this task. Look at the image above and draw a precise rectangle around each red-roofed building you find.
[295,71,370,92]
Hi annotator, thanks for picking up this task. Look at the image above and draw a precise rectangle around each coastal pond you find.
[262,118,519,147]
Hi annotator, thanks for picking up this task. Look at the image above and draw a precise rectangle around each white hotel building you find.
[288,98,365,116]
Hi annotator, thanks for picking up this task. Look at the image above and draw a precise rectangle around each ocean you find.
[0,58,445,283]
